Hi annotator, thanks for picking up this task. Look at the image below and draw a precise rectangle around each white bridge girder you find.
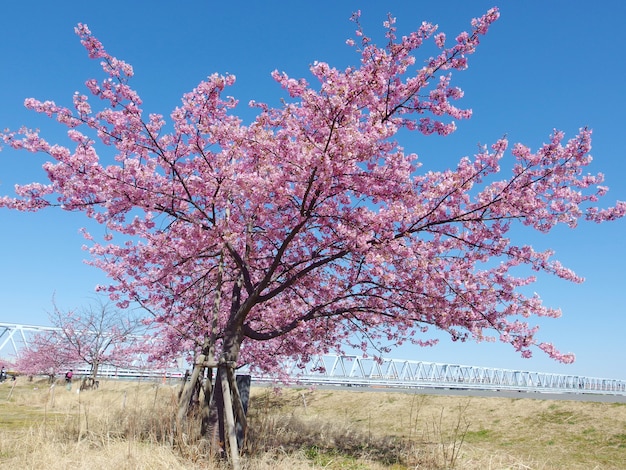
[2,323,625,395]
[248,354,626,396]
[0,322,59,359]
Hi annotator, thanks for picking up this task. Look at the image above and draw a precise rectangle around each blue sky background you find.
[0,1,624,379]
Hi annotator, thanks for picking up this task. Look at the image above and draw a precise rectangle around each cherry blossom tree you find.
[16,298,143,383]
[50,298,144,380]
[1,7,624,460]
[15,329,73,382]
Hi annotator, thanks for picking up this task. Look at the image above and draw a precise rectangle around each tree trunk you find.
[175,275,249,467]
[91,359,99,380]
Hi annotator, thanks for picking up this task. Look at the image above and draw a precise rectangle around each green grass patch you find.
[464,428,493,442]
[0,403,47,430]
[537,408,578,425]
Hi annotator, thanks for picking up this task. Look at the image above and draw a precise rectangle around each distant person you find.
[65,369,73,390]
[0,366,6,382]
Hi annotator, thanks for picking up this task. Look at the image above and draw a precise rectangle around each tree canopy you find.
[1,7,624,377]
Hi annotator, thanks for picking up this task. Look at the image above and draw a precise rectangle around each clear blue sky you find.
[0,1,624,379]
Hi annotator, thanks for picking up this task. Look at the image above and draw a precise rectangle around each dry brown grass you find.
[0,376,625,469]
[248,386,626,469]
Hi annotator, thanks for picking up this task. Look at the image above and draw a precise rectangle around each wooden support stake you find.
[220,365,240,470]
[177,359,205,423]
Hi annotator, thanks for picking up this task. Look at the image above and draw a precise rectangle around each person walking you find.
[65,369,73,390]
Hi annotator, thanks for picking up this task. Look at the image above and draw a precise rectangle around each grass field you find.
[0,376,625,469]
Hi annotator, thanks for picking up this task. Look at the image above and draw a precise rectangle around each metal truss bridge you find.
[0,322,59,357]
[247,354,626,396]
[2,322,625,396]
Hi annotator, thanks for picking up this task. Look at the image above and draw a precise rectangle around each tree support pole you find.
[177,360,202,422]
[220,364,240,470]
[177,355,218,423]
